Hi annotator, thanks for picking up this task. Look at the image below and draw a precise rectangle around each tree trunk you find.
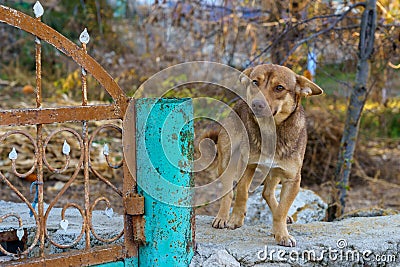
[328,0,377,221]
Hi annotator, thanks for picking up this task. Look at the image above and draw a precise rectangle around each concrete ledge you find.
[2,200,400,266]
[191,215,400,267]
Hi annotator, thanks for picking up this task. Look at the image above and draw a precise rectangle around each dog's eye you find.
[275,85,285,92]
[252,80,259,86]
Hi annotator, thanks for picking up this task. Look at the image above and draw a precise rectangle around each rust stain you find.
[124,193,145,216]
[7,245,126,267]
[0,105,122,126]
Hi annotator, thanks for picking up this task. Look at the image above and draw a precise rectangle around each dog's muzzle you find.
[251,99,270,117]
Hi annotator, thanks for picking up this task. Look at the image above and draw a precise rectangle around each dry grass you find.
[302,101,400,214]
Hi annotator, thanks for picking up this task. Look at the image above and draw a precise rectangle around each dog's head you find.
[240,64,323,122]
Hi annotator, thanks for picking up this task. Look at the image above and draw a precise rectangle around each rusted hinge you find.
[124,192,145,244]
[124,192,144,215]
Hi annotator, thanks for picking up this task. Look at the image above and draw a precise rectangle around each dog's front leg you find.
[272,174,300,247]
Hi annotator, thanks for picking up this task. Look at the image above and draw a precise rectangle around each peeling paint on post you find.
[136,98,194,266]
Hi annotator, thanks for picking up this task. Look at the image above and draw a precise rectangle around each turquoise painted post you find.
[136,98,194,267]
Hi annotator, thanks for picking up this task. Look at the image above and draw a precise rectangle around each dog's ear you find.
[296,74,324,97]
[239,67,254,85]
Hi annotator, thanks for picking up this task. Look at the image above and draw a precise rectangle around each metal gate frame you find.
[0,3,145,266]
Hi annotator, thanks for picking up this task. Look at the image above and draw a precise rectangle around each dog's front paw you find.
[212,216,229,229]
[274,233,297,247]
[227,213,245,229]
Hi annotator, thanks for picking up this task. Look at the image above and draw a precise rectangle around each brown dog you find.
[210,64,323,247]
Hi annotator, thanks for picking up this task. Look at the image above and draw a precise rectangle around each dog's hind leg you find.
[272,174,301,247]
[227,166,256,229]
[212,132,235,229]
[262,174,280,215]
[262,174,294,224]
[212,175,233,228]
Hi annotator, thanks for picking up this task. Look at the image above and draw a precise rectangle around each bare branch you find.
[248,2,366,66]
[280,2,367,64]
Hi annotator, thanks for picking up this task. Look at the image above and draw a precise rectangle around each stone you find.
[245,185,328,225]
[192,215,400,266]
[201,249,240,267]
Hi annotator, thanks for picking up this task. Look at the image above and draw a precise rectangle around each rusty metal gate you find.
[0,2,145,266]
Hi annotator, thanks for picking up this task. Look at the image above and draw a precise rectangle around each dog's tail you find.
[200,129,219,144]
[194,126,220,156]
[194,127,220,171]
[195,129,219,150]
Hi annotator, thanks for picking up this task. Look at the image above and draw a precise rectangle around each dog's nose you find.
[252,99,266,110]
